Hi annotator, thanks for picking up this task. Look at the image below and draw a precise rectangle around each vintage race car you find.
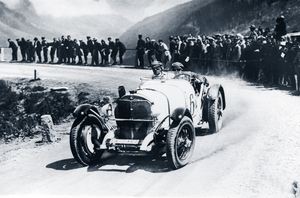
[70,72,226,169]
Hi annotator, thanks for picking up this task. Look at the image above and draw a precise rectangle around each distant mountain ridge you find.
[0,0,133,46]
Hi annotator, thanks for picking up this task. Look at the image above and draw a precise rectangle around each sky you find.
[1,0,192,22]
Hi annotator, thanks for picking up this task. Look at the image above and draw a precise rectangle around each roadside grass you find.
[0,77,117,144]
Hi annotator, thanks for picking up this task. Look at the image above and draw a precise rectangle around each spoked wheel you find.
[70,114,104,166]
[208,91,223,133]
[166,116,195,169]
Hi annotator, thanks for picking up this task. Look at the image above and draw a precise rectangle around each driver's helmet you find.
[171,62,184,71]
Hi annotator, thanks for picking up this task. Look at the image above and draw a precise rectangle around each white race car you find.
[70,73,226,169]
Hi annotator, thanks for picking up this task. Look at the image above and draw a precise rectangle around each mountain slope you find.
[0,0,133,47]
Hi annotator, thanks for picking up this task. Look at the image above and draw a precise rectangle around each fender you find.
[207,84,226,110]
[72,104,108,131]
[73,104,100,118]
[170,107,192,123]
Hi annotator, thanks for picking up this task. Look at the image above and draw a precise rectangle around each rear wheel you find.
[208,91,223,133]
[70,114,104,166]
[166,116,195,169]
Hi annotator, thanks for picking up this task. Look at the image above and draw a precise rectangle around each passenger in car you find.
[171,62,184,75]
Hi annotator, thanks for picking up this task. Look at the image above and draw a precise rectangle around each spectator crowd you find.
[6,15,300,90]
[7,35,127,66]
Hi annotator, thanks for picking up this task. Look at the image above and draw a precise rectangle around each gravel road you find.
[0,62,300,198]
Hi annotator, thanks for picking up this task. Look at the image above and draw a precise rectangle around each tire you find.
[166,116,195,169]
[70,114,104,166]
[208,91,223,133]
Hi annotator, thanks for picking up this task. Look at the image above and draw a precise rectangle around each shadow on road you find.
[247,81,300,96]
[87,153,171,173]
[46,158,85,170]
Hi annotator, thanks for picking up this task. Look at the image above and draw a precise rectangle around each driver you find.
[151,61,165,79]
[171,62,184,76]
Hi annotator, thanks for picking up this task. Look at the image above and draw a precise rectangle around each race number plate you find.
[115,139,141,144]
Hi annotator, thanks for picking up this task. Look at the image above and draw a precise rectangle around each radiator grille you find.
[115,95,153,139]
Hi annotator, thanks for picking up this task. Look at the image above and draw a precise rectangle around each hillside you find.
[120,0,300,64]
[0,0,133,47]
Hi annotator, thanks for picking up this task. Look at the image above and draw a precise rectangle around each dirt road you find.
[0,62,300,197]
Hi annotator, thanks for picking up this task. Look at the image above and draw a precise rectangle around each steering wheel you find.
[173,73,191,81]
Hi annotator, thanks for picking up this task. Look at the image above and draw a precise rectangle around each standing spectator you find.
[278,42,288,85]
[26,39,34,62]
[145,37,152,66]
[108,37,117,65]
[65,35,73,63]
[249,25,258,41]
[69,38,76,64]
[79,40,89,65]
[274,15,287,42]
[74,39,82,65]
[158,39,171,70]
[293,43,300,91]
[285,42,297,88]
[195,37,206,74]
[149,39,159,63]
[135,34,146,68]
[92,38,100,66]
[173,37,181,63]
[49,38,58,63]
[56,37,61,63]
[100,39,109,65]
[59,35,66,63]
[41,37,48,63]
[33,37,42,63]
[17,38,27,62]
[179,37,188,68]
[263,28,271,37]
[115,38,126,65]
[263,36,275,83]
[87,36,93,64]
[169,36,176,62]
[231,37,242,76]
[7,38,18,61]
[186,39,196,71]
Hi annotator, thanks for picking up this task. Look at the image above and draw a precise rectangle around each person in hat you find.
[145,37,152,66]
[171,62,184,76]
[74,39,83,65]
[41,37,48,63]
[115,38,126,65]
[7,38,18,61]
[249,25,258,41]
[87,36,94,64]
[135,34,146,68]
[79,39,89,64]
[58,35,66,63]
[158,39,172,70]
[108,37,117,65]
[274,15,287,42]
[91,38,100,66]
[49,37,58,63]
[151,61,165,79]
[34,37,42,63]
[100,39,109,65]
[26,39,34,62]
[65,35,73,63]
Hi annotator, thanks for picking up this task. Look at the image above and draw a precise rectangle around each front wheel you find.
[208,91,223,133]
[166,116,195,169]
[70,114,104,166]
